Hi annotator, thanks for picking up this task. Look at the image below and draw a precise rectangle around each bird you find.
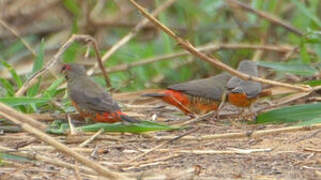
[142,72,232,116]
[61,63,140,123]
[226,60,271,110]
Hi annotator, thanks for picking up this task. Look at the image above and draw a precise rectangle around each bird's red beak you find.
[61,64,71,73]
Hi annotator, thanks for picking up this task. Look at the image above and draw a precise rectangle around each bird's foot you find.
[241,111,257,122]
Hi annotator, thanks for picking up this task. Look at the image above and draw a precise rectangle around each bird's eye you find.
[62,64,71,71]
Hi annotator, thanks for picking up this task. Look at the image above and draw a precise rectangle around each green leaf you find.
[257,61,318,76]
[0,78,14,96]
[256,103,321,124]
[32,40,45,73]
[0,97,50,106]
[62,42,81,62]
[0,153,31,162]
[296,117,321,126]
[27,81,40,97]
[80,121,181,133]
[0,61,23,88]
[42,77,64,98]
[291,0,321,28]
[63,0,80,16]
[304,79,321,86]
[47,121,182,134]
[63,0,79,33]
[27,41,45,97]
[300,42,311,63]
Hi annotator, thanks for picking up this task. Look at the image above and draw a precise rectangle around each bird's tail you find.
[141,93,166,98]
[119,114,141,123]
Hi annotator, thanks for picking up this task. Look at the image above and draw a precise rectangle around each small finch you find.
[142,73,231,116]
[227,60,271,108]
[61,63,140,123]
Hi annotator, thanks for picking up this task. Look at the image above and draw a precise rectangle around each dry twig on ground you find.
[0,102,130,180]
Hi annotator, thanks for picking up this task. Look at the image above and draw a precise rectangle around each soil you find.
[1,91,321,180]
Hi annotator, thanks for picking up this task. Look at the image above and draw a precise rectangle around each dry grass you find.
[1,92,321,179]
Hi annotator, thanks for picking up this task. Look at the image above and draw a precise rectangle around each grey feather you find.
[66,64,120,113]
[168,72,232,101]
[226,60,261,98]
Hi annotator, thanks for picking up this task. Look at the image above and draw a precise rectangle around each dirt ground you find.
[1,92,321,180]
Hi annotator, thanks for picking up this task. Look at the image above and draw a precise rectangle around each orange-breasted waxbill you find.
[226,60,271,108]
[143,73,232,116]
[61,64,140,123]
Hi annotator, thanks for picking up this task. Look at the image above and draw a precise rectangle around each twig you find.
[0,19,36,56]
[91,43,313,75]
[87,0,178,75]
[0,102,129,180]
[68,114,77,135]
[78,128,104,148]
[125,154,181,170]
[227,0,304,36]
[0,105,46,131]
[177,111,215,126]
[304,148,321,153]
[20,146,93,153]
[153,123,321,141]
[0,113,82,122]
[127,0,311,92]
[0,145,97,176]
[126,127,199,164]
[90,40,112,88]
[15,34,96,96]
[137,148,272,154]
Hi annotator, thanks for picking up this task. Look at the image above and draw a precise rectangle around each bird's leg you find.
[187,113,196,119]
[242,104,257,121]
[214,92,227,120]
[67,114,79,135]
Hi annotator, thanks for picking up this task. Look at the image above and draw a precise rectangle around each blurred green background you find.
[0,0,320,94]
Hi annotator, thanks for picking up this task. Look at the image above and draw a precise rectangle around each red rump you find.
[161,90,191,114]
[95,111,124,123]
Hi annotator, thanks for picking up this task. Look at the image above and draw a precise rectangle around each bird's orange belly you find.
[228,93,253,107]
[162,90,219,115]
[71,100,121,123]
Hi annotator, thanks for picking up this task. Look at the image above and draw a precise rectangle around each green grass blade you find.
[257,61,318,76]
[0,97,50,106]
[27,40,45,97]
[300,42,311,63]
[0,61,23,88]
[296,117,321,126]
[0,78,14,96]
[42,77,64,98]
[80,121,182,133]
[256,103,321,124]
[304,79,321,86]
[47,121,182,134]
[291,0,321,28]
[0,153,31,163]
[32,40,45,73]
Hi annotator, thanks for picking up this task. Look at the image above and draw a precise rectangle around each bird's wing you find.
[168,73,231,101]
[226,60,262,98]
[226,76,241,90]
[240,81,262,98]
[70,84,120,113]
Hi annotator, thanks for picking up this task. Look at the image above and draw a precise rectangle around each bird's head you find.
[230,87,245,94]
[61,64,87,80]
[61,64,72,74]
